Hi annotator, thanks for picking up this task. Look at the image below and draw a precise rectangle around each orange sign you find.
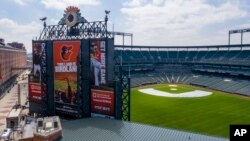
[53,41,80,114]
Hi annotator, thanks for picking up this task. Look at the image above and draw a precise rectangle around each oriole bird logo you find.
[61,46,73,61]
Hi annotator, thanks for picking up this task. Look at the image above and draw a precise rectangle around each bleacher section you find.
[115,45,250,66]
[115,44,250,97]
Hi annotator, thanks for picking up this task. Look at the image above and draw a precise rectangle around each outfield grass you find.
[54,80,77,90]
[131,84,250,138]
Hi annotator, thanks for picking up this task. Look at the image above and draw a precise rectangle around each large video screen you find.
[53,41,80,115]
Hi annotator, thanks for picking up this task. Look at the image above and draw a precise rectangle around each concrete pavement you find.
[0,70,29,140]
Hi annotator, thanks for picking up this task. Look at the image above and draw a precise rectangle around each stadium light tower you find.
[105,10,110,22]
[104,10,110,49]
[228,28,250,47]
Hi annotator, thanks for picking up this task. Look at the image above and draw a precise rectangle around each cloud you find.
[41,0,100,10]
[49,18,60,25]
[123,0,144,7]
[120,0,248,46]
[13,0,32,5]
[14,0,26,5]
[0,18,41,53]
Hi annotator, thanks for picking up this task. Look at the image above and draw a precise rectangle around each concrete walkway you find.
[0,70,29,140]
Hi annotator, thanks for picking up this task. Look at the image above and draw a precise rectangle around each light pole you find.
[104,10,110,38]
[40,17,47,29]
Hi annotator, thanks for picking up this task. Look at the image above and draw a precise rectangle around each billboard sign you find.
[28,81,41,103]
[53,41,80,115]
[91,89,114,118]
[90,40,106,86]
[32,42,43,82]
[28,42,44,103]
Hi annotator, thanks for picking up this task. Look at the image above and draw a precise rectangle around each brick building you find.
[0,38,27,96]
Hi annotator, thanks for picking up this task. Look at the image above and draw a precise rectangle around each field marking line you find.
[138,88,212,98]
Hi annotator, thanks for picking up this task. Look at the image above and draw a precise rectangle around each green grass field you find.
[131,84,250,138]
[54,80,77,90]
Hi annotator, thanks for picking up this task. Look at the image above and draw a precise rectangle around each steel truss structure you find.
[40,42,49,116]
[119,67,131,121]
[229,28,250,46]
[37,14,131,120]
[38,21,113,40]
[115,66,131,121]
[111,32,133,46]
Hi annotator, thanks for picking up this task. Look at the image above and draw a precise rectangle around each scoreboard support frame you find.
[32,9,131,120]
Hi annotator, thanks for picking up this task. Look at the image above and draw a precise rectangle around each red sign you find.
[28,82,41,102]
[91,89,114,117]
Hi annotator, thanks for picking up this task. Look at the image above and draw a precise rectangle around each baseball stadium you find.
[1,4,250,141]
[26,6,250,141]
[115,44,250,138]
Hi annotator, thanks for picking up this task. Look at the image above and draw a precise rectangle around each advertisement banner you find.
[91,89,114,118]
[28,42,43,103]
[32,42,43,83]
[53,41,80,115]
[0,64,1,79]
[90,40,106,86]
[28,82,41,103]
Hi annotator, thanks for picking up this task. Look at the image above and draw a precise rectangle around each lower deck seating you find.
[130,72,250,97]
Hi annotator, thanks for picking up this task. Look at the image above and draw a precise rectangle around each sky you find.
[0,0,250,53]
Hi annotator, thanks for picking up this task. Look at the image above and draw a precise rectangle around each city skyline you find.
[0,0,250,53]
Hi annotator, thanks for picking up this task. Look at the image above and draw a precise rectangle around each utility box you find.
[6,108,21,129]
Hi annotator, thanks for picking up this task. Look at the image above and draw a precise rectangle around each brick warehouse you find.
[0,38,27,97]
